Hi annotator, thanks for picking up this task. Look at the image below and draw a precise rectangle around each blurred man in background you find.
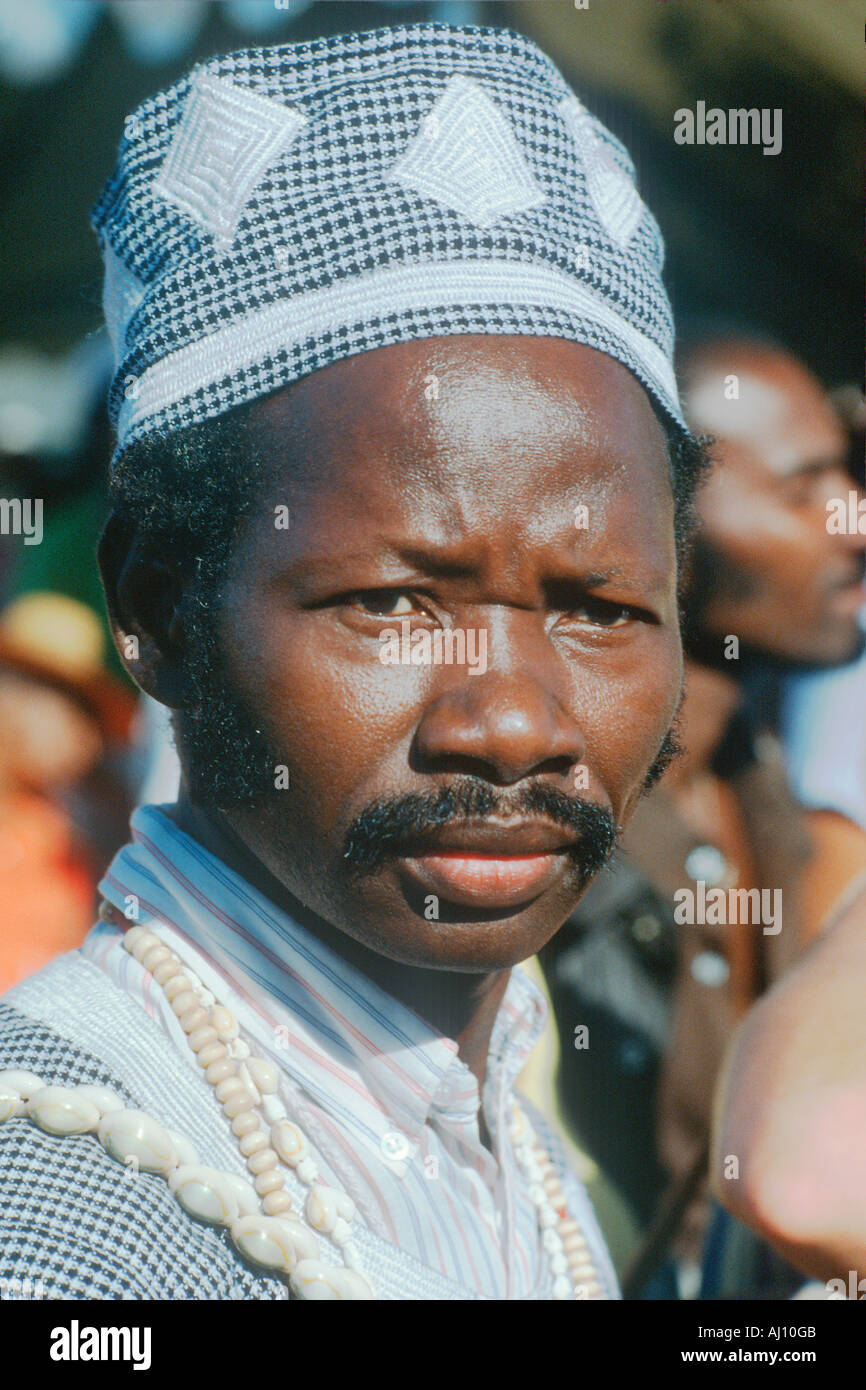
[780,383,866,847]
[539,330,866,1297]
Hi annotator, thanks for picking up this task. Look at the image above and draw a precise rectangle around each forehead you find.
[246,334,672,520]
[684,347,846,479]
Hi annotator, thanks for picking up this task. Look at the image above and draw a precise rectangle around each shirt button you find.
[380,1131,410,1162]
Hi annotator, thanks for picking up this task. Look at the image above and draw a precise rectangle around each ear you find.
[98,513,191,710]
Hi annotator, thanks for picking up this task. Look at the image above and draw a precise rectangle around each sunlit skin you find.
[106,335,682,1092]
[682,341,866,666]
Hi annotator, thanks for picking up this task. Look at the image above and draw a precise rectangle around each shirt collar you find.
[99,805,548,1143]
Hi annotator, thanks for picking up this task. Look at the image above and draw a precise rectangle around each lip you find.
[396,819,578,910]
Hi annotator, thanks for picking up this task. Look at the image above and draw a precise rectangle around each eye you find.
[352,588,418,617]
[573,597,632,628]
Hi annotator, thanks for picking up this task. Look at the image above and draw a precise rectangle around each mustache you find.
[343,777,621,888]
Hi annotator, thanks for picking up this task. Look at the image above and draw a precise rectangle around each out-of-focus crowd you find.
[0,340,178,993]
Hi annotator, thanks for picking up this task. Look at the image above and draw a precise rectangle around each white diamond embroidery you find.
[385,75,545,229]
[153,72,307,253]
[102,242,146,359]
[558,95,644,250]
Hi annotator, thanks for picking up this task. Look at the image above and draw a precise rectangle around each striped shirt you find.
[85,804,616,1299]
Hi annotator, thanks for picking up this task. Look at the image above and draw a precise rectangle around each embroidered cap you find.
[93,22,686,462]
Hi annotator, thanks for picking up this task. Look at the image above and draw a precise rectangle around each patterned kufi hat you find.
[93,22,686,462]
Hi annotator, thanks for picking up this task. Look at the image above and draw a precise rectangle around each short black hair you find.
[106,391,712,611]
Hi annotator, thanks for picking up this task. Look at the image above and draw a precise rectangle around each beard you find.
[173,601,284,812]
[642,713,683,790]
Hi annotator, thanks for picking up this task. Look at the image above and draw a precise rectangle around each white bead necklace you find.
[507,1100,606,1299]
[0,917,607,1300]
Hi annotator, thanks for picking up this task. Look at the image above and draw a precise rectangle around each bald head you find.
[681,336,845,470]
[678,334,864,667]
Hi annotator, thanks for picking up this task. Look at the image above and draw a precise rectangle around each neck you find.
[663,658,743,790]
[168,795,508,1099]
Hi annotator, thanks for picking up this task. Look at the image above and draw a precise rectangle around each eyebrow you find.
[277,544,671,601]
[545,568,671,602]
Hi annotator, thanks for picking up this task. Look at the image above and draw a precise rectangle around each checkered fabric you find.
[0,951,614,1300]
[0,1003,288,1300]
[0,962,487,1300]
[92,21,686,463]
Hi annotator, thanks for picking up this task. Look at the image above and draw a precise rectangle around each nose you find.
[414,668,586,786]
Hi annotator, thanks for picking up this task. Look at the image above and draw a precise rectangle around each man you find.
[0,23,706,1300]
[780,384,866,850]
[540,329,866,1295]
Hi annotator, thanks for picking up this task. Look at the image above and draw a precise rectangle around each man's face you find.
[182,335,682,971]
[683,344,866,666]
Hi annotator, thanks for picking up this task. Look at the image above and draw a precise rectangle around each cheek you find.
[566,635,682,815]
[704,489,827,598]
[221,599,422,814]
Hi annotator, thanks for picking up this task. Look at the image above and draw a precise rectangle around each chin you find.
[783,630,865,670]
[371,936,549,974]
[354,894,576,973]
